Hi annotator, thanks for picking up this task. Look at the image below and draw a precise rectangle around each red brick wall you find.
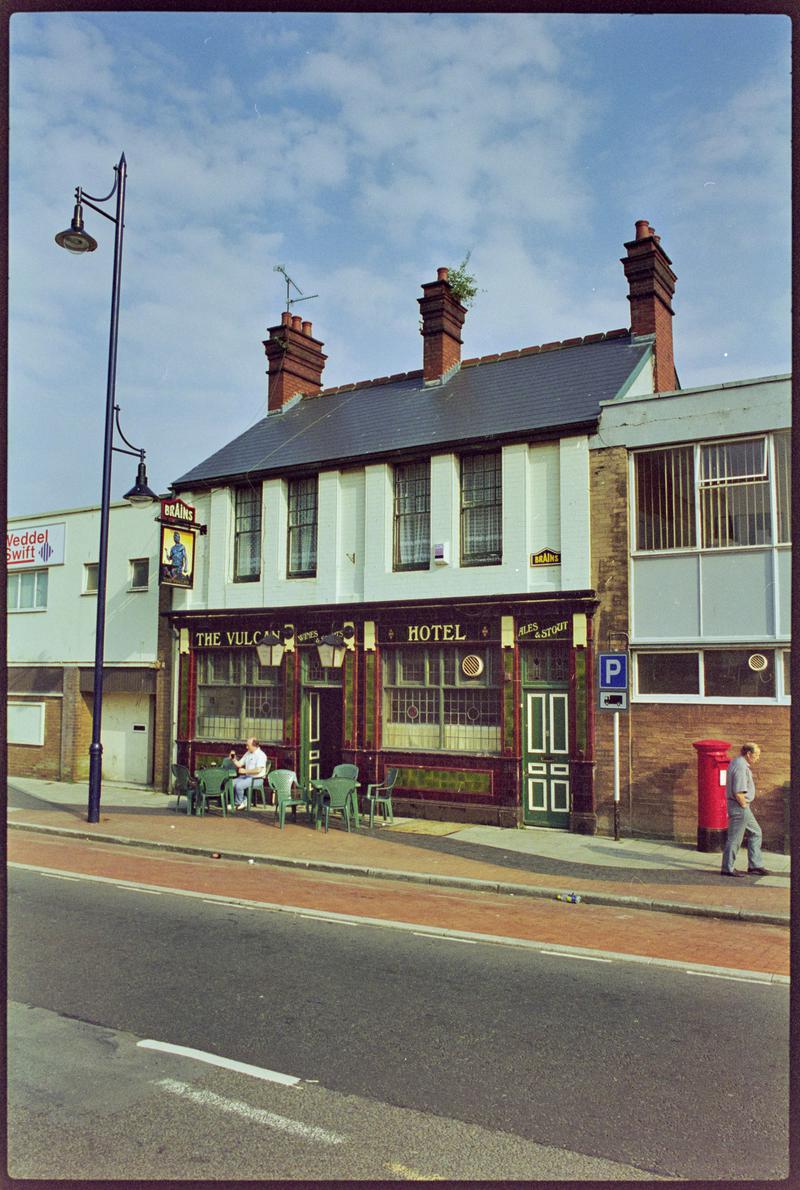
[594,702,790,850]
[7,697,63,779]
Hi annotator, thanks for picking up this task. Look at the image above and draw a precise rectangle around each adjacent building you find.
[592,372,791,847]
[7,502,172,787]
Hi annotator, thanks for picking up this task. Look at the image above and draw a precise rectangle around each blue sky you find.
[9,11,790,516]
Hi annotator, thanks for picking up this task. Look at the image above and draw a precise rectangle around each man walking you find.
[721,742,770,877]
[232,738,268,810]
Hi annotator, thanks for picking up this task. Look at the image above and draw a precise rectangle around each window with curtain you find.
[233,484,262,582]
[394,460,430,571]
[460,451,502,565]
[195,649,284,740]
[634,445,696,551]
[382,645,501,753]
[288,476,318,577]
[700,437,770,548]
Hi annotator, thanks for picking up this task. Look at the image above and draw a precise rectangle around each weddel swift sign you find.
[7,522,66,569]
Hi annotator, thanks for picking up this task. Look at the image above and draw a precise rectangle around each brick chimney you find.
[418,267,467,383]
[621,220,678,392]
[263,312,327,412]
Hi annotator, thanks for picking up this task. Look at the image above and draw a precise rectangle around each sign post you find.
[598,652,629,841]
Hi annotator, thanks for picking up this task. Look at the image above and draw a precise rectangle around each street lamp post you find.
[55,153,158,823]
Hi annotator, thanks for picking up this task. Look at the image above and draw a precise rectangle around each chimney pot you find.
[621,222,678,392]
[302,320,312,336]
[291,314,302,331]
[281,311,291,325]
[418,269,467,382]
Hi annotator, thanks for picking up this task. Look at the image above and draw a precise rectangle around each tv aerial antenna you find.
[273,264,318,314]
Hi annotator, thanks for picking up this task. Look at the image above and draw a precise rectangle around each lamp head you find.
[55,203,98,254]
[124,459,159,505]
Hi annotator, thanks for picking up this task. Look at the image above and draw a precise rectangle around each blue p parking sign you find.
[599,653,628,690]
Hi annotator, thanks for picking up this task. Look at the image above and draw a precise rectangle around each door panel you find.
[523,689,570,827]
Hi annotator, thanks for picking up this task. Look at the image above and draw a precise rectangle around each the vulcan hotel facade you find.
[166,225,698,832]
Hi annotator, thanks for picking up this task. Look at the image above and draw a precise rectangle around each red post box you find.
[692,739,731,852]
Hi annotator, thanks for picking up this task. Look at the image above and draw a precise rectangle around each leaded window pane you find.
[394,461,430,570]
[382,645,501,753]
[288,477,318,577]
[234,485,262,581]
[461,452,502,564]
[195,648,284,741]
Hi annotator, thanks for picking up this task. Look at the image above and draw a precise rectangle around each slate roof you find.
[173,331,651,491]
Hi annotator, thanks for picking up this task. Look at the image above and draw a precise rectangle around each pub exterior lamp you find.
[316,624,355,669]
[256,633,285,668]
[55,152,156,825]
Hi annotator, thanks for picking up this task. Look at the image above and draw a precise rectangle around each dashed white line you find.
[137,1039,300,1085]
[39,873,80,881]
[116,886,161,894]
[684,970,772,985]
[156,1078,344,1144]
[541,951,612,963]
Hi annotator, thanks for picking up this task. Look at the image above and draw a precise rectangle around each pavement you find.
[7,775,791,928]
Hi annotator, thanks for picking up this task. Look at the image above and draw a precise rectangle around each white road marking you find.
[413,932,476,944]
[541,951,612,963]
[39,873,81,881]
[9,863,789,984]
[137,1039,300,1085]
[156,1078,344,1144]
[684,971,772,985]
[116,886,160,894]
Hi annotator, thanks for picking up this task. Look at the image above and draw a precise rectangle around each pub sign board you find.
[530,548,561,566]
[381,619,495,645]
[517,617,570,641]
[160,497,198,527]
[160,525,195,589]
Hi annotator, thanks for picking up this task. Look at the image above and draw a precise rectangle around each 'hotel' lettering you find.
[407,623,466,643]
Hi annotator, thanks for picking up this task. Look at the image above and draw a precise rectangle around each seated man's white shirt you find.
[241,748,267,776]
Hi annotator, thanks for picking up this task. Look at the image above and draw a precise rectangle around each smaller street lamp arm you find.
[112,404,146,460]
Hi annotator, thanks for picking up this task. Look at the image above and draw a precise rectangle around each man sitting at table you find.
[231,738,268,809]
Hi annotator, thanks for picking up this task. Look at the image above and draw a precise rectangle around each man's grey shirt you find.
[726,754,755,806]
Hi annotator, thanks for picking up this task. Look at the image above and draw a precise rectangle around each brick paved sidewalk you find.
[8,787,790,925]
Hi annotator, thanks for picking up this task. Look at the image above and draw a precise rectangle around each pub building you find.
[168,228,677,831]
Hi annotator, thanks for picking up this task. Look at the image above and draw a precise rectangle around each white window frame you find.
[633,647,789,705]
[83,562,99,595]
[7,568,49,612]
[8,700,46,745]
[630,431,789,558]
[129,557,150,591]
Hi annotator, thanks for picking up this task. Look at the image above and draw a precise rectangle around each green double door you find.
[522,687,570,827]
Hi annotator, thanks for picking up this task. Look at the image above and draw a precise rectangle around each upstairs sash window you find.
[233,485,262,582]
[394,461,430,571]
[288,476,318,578]
[461,451,502,565]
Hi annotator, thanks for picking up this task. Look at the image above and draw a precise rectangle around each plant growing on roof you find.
[447,251,480,308]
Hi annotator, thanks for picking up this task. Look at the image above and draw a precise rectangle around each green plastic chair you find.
[315,776,356,833]
[195,767,232,816]
[332,763,359,782]
[365,767,398,827]
[171,764,198,815]
[268,769,306,828]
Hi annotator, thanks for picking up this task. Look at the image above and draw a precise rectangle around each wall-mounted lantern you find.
[256,632,285,668]
[316,623,355,669]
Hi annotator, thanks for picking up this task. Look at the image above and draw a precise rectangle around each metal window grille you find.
[394,461,430,570]
[634,446,696,551]
[383,646,501,753]
[461,452,502,564]
[288,477,318,577]
[699,438,770,548]
[195,649,284,740]
[8,569,49,610]
[774,430,791,544]
[233,485,262,582]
